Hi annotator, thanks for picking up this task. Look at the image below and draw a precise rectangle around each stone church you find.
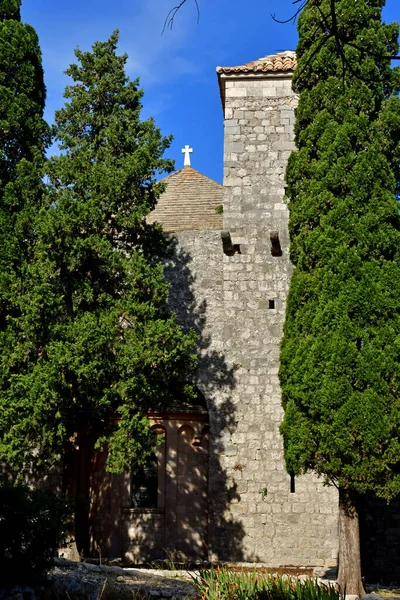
[68,47,400,586]
[85,48,400,580]
[87,50,344,571]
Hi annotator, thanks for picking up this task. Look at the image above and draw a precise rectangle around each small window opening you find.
[131,453,158,508]
[221,231,241,256]
[290,473,295,494]
[268,299,275,309]
[270,231,282,257]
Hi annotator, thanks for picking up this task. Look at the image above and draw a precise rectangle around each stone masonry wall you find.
[208,73,339,567]
[150,72,339,568]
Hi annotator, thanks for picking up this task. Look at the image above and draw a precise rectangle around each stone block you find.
[228,88,247,97]
[225,141,244,153]
[263,87,277,97]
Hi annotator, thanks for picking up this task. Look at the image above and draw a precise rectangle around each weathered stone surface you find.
[50,559,197,599]
[86,56,340,570]
[166,70,339,567]
[171,71,339,567]
[159,75,340,559]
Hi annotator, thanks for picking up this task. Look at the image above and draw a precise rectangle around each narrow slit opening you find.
[268,299,275,310]
[290,473,295,494]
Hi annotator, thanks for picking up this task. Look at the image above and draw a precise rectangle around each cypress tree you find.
[0,0,50,467]
[0,32,197,552]
[0,0,49,322]
[280,0,400,593]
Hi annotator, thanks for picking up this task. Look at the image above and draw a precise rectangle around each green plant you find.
[162,547,180,570]
[215,204,223,215]
[148,547,191,571]
[0,30,197,487]
[0,483,68,585]
[193,568,344,600]
[280,0,400,594]
[259,487,268,500]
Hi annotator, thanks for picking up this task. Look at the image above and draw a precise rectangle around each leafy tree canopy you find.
[0,31,197,478]
[0,1,20,24]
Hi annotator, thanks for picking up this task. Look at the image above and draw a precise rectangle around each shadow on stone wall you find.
[164,235,250,562]
[88,451,127,560]
[360,493,400,584]
[39,233,252,564]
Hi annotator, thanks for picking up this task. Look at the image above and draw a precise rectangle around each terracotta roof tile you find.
[216,50,296,75]
[148,167,223,233]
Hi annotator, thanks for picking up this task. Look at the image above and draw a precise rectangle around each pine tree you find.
[0,32,197,552]
[280,0,400,593]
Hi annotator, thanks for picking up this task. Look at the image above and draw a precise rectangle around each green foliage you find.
[0,0,48,176]
[0,483,68,585]
[0,0,49,313]
[0,31,197,478]
[280,0,400,500]
[193,568,343,600]
[0,0,52,477]
[259,486,268,500]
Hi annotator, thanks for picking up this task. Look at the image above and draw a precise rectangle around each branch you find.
[271,1,307,25]
[164,0,400,64]
[274,0,400,63]
[162,0,200,33]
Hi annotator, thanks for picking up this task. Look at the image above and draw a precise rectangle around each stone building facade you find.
[89,51,340,570]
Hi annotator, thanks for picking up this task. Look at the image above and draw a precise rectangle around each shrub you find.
[0,483,68,585]
[193,568,344,600]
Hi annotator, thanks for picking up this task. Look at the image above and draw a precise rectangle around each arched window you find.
[131,453,158,509]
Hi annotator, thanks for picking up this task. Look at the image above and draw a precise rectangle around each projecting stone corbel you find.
[221,231,241,256]
[270,231,282,257]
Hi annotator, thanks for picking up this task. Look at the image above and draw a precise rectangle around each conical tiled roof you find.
[148,167,223,233]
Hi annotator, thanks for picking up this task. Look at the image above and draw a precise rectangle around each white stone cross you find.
[182,144,193,167]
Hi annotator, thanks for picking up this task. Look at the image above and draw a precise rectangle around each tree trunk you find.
[59,441,81,561]
[74,429,92,557]
[59,431,92,560]
[338,488,366,597]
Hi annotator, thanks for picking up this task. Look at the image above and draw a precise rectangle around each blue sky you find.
[22,0,399,184]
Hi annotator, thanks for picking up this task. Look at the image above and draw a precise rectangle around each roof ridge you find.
[216,50,296,75]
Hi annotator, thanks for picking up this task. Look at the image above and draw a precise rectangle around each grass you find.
[192,568,345,600]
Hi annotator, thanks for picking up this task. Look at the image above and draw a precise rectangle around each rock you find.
[54,558,76,570]
[78,563,101,573]
[107,566,126,576]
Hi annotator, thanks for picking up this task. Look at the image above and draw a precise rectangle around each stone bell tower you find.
[211,51,339,568]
